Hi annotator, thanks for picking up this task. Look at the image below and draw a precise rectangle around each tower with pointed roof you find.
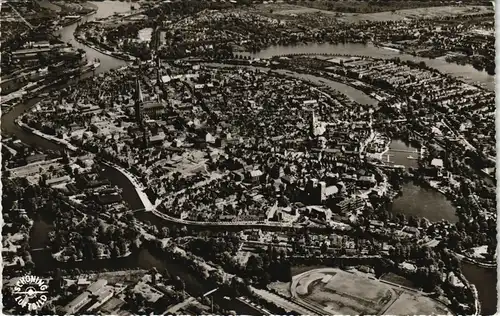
[135,78,144,126]
[156,56,161,86]
[310,109,317,137]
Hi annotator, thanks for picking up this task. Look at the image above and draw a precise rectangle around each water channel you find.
[9,2,263,314]
[4,2,497,314]
[385,141,496,314]
[29,218,259,314]
[273,70,378,106]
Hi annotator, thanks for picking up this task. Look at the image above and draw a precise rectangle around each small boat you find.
[223,296,231,300]
[407,155,416,159]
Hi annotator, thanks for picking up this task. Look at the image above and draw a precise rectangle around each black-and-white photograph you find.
[1,0,497,314]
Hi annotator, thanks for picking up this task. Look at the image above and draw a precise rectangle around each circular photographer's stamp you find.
[13,275,49,311]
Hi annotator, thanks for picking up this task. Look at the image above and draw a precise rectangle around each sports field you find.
[291,268,451,315]
[385,293,451,315]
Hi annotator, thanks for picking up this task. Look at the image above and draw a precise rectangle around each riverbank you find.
[202,60,379,106]
[367,140,391,161]
[454,251,497,269]
[29,239,264,315]
[100,161,154,210]
[150,207,324,231]
[1,61,100,114]
[16,120,79,151]
[456,270,481,316]
[52,249,132,263]
[74,33,136,61]
[270,51,489,92]
[243,43,494,91]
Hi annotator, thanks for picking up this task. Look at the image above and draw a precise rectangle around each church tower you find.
[135,78,144,127]
[156,56,161,86]
[310,110,317,137]
[134,75,149,148]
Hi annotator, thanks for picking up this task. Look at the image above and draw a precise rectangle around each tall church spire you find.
[136,78,144,103]
[135,78,144,126]
[310,109,317,137]
[156,56,162,86]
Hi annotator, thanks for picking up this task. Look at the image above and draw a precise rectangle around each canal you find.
[461,262,498,316]
[5,2,497,314]
[29,224,259,314]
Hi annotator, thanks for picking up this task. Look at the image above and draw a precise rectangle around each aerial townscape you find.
[1,0,496,315]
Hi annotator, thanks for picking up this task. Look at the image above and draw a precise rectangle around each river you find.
[1,1,129,146]
[55,1,130,73]
[6,2,497,314]
[29,226,259,314]
[461,261,498,316]
[272,70,378,106]
[243,43,494,91]
[19,3,263,314]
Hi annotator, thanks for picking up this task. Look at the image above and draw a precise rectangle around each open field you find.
[381,272,417,289]
[385,292,451,315]
[325,274,389,302]
[291,268,451,315]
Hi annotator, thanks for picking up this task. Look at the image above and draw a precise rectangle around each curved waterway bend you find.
[244,43,495,91]
[16,4,264,314]
[1,2,131,152]
[55,1,130,73]
[3,3,496,313]
[2,1,131,146]
[203,62,378,106]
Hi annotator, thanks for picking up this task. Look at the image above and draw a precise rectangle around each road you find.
[440,117,494,163]
[236,297,271,315]
[250,287,315,316]
[6,3,33,29]
[164,297,196,314]
[150,208,315,229]
[163,288,218,314]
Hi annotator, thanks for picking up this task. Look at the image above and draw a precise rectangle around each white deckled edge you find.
[495,0,500,314]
